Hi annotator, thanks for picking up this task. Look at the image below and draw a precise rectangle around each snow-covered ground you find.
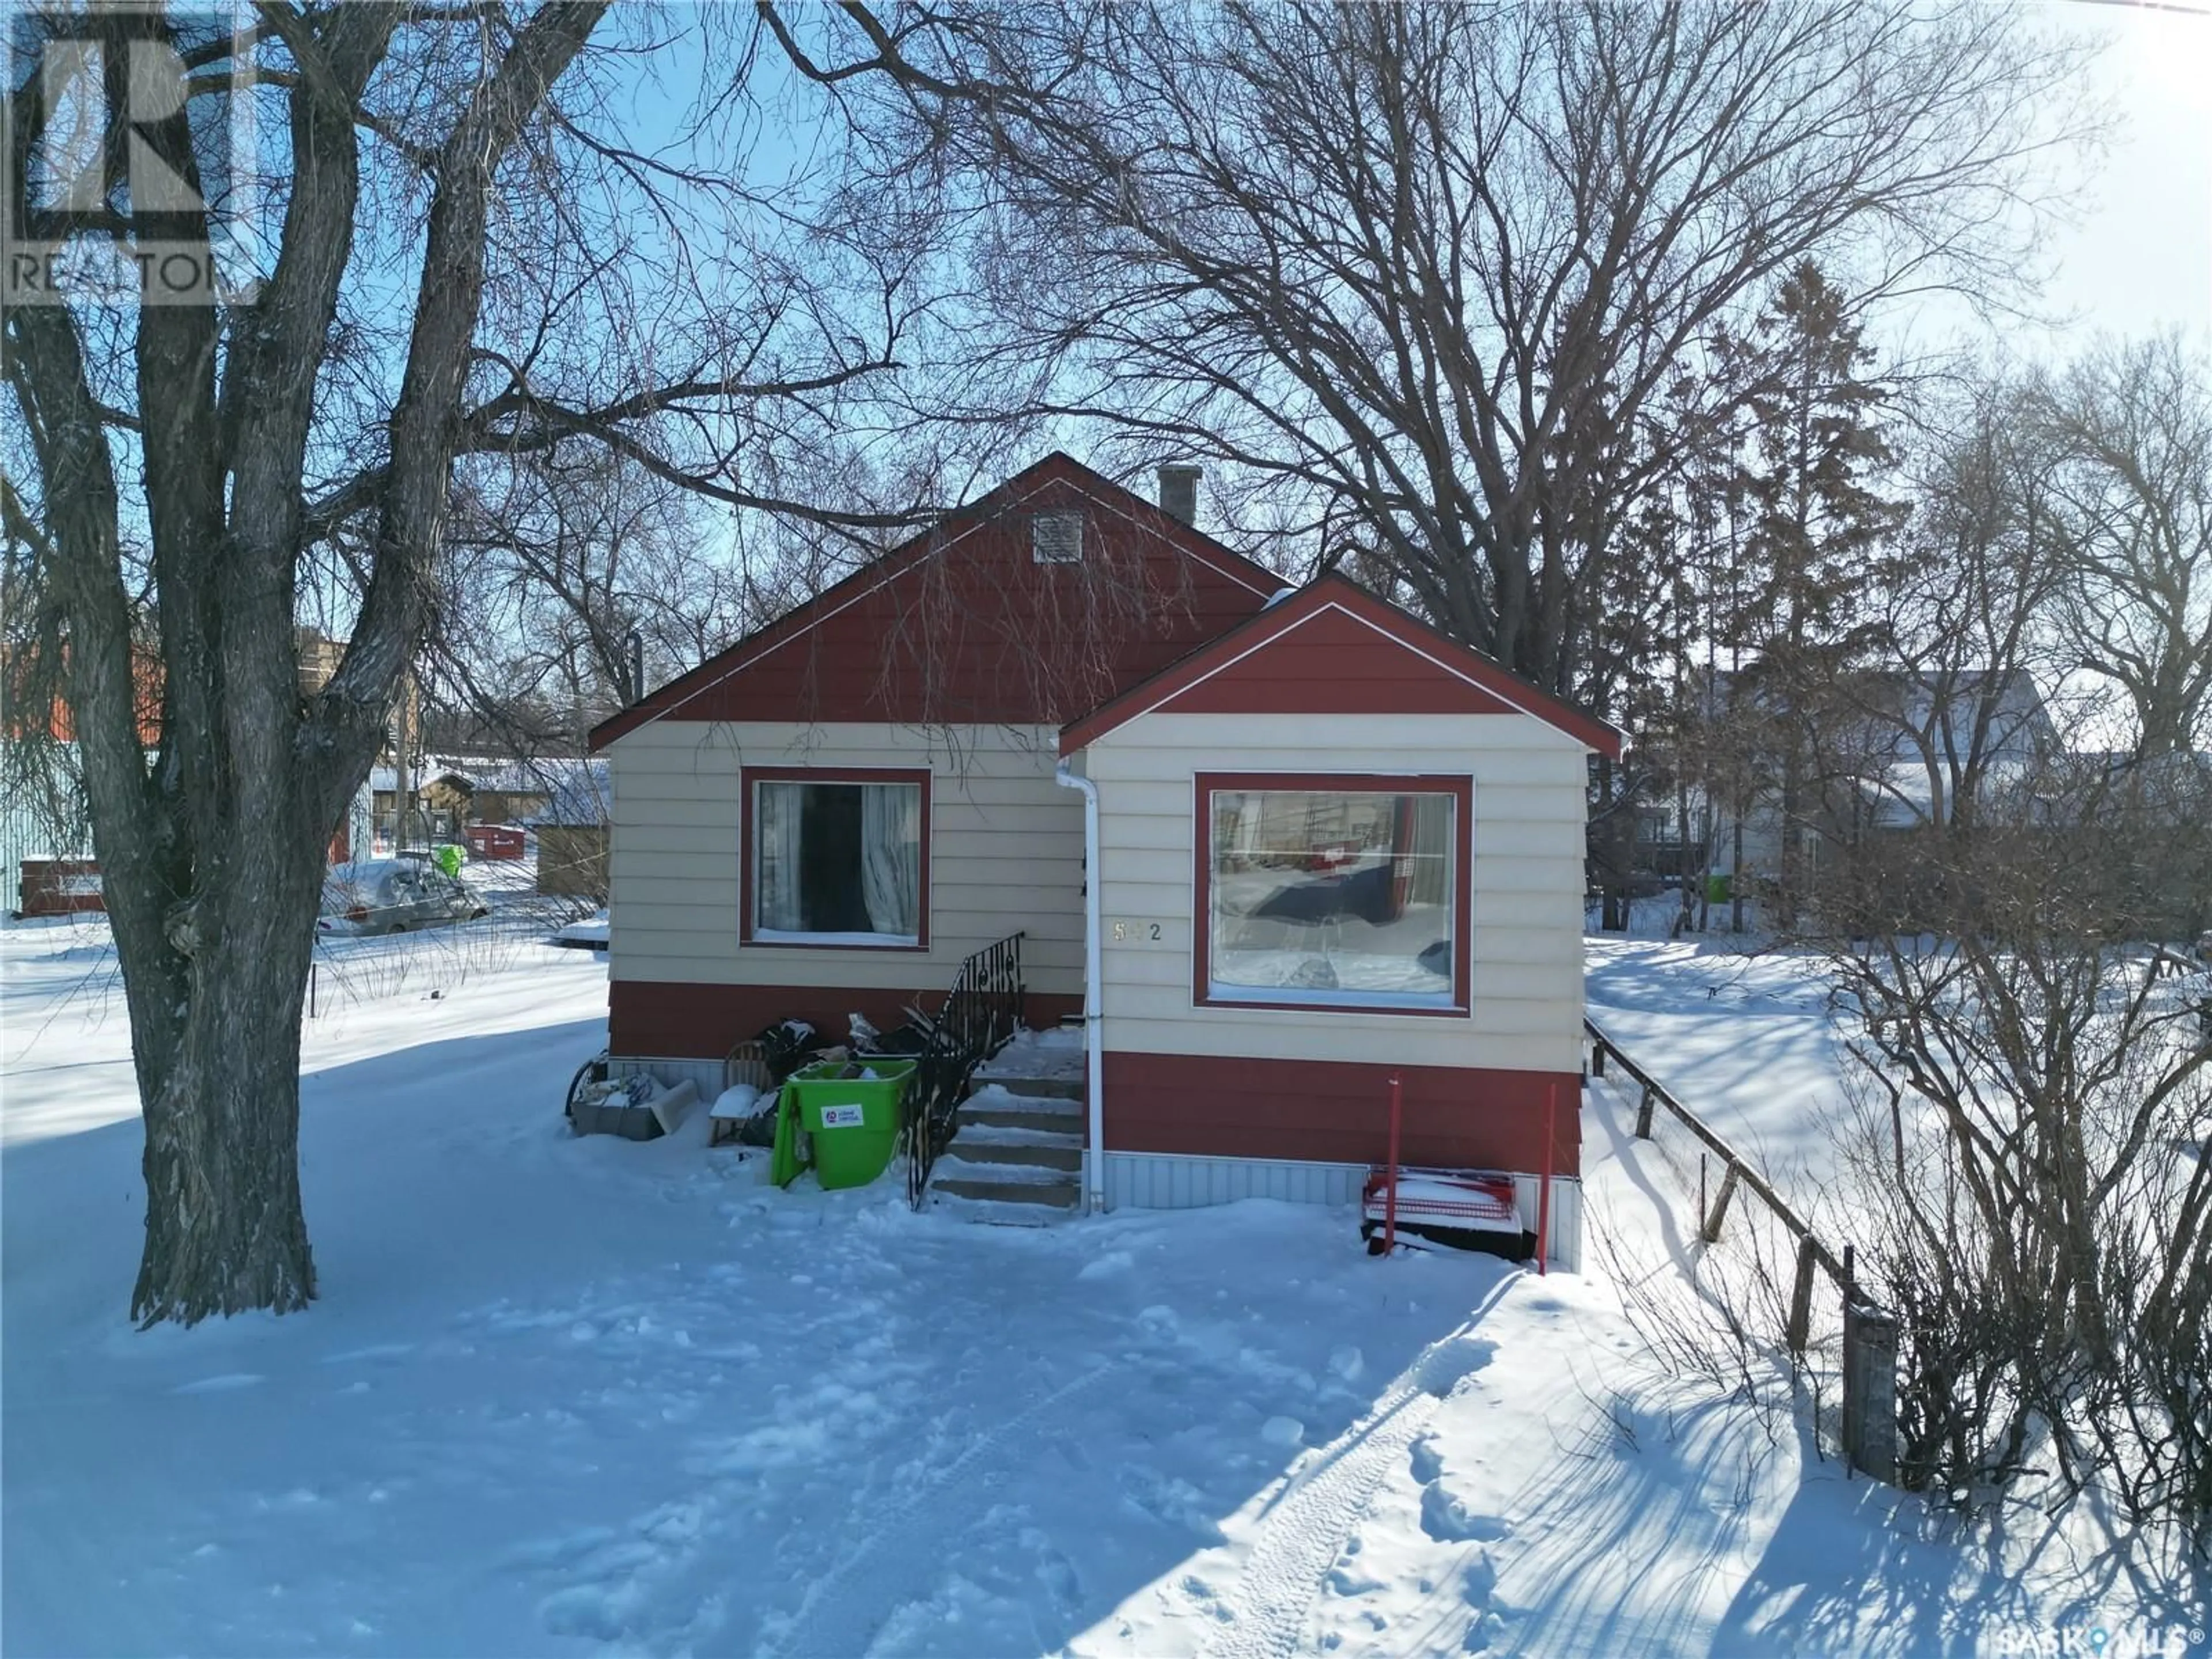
[1585,932,1851,1210]
[554,908,611,949]
[2,916,2200,1656]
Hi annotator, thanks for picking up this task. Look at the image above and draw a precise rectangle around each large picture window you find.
[744,768,929,949]
[1196,775,1468,1013]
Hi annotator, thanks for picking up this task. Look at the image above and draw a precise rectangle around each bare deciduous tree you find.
[2,2,924,1324]
[767,0,2099,712]
[2034,335,2212,762]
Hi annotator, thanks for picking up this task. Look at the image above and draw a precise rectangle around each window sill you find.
[747,928,926,952]
[1200,986,1469,1018]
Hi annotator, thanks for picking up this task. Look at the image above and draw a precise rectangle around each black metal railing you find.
[902,931,1025,1207]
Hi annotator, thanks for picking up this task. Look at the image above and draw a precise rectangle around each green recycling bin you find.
[775,1057,916,1190]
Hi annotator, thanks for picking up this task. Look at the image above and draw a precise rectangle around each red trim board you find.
[611,978,1081,1058]
[1103,1051,1581,1177]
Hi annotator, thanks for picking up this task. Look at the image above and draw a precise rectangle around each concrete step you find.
[927,1191,1073,1227]
[971,1073,1086,1101]
[944,1130,1082,1172]
[931,1152,1074,1185]
[952,1121,1084,1150]
[931,1174,1082,1209]
[959,1084,1083,1135]
[957,1104,1080,1135]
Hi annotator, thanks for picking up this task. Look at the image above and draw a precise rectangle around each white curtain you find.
[1409,794,1453,907]
[859,783,921,938]
[756,782,804,930]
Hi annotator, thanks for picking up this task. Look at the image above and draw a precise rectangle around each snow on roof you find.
[366,756,610,823]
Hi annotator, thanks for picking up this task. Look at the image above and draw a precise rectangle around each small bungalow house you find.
[588,456,1619,1263]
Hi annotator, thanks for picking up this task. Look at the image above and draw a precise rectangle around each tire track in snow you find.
[756,1357,1122,1659]
[1198,1310,1510,1659]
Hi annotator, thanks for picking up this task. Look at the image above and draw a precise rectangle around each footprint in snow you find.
[1460,1546,1498,1609]
[1419,1483,1510,1544]
[1326,1562,1386,1598]
[1460,1554,1508,1657]
[1408,1435,1445,1484]
[1021,1525,1084,1614]
[1414,1334,1497,1397]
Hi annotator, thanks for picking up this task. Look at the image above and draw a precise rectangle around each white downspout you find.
[1055,759,1106,1214]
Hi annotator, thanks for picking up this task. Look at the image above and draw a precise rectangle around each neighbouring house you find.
[1699,666,2059,891]
[2,633,372,908]
[1,640,157,914]
[529,760,613,900]
[588,454,1620,1260]
[0,742,96,916]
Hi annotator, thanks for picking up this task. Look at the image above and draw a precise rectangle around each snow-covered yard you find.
[1,918,2199,1656]
[1585,933,1852,1210]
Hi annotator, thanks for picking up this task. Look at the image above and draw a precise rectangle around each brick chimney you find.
[1157,464,1202,527]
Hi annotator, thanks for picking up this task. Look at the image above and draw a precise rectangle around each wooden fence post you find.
[1698,1164,1740,1243]
[1591,1038,1607,1078]
[1842,1297,1900,1483]
[1785,1234,1819,1354]
[1634,1084,1656,1139]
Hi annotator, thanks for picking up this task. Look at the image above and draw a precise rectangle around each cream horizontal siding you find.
[1474,888,1589,929]
[1469,929,1585,968]
[606,719,1082,994]
[1083,710,1588,1074]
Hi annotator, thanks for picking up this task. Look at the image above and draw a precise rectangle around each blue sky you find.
[2003,3,2209,347]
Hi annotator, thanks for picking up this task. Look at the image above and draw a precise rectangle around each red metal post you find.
[1536,1082,1557,1275]
[1384,1072,1402,1255]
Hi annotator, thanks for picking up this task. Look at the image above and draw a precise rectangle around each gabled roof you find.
[1057,575,1624,757]
[588,454,1279,751]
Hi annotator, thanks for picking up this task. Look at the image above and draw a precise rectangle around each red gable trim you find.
[1155,602,1521,719]
[1058,576,1624,757]
[587,454,1278,752]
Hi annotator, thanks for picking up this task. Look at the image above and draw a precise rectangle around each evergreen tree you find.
[1717,263,1907,926]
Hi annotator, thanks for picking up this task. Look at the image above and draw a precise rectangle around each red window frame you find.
[1192,771,1472,1017]
[740,765,933,952]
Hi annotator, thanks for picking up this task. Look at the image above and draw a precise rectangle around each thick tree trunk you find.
[125,818,329,1326]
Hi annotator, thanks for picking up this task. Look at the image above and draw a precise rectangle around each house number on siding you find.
[1112,921,1165,944]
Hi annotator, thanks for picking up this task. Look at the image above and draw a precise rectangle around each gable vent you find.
[1032,510,1085,564]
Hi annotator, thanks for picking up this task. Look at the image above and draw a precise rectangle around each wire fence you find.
[304,891,597,1018]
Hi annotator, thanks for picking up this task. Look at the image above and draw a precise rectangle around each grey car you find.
[319,858,490,935]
